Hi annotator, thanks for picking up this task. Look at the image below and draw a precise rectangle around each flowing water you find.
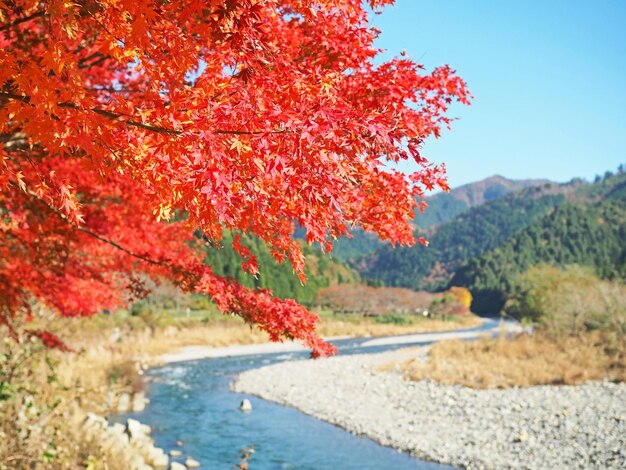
[114,319,502,469]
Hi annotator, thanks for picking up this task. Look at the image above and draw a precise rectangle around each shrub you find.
[429,291,470,319]
[392,332,625,388]
[373,313,412,325]
[0,335,79,466]
[505,264,626,337]
[448,286,473,312]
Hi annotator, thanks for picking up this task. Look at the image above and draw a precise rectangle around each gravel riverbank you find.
[232,348,626,469]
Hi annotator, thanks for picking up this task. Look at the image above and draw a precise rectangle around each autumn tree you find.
[448,286,472,313]
[0,0,469,356]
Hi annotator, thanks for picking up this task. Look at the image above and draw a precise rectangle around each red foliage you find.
[0,0,469,356]
[27,330,73,352]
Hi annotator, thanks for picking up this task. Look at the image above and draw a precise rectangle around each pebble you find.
[232,348,626,470]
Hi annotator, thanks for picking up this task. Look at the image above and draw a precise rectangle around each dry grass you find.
[0,315,273,469]
[34,311,482,409]
[53,309,483,354]
[388,332,626,389]
[4,310,482,408]
[316,314,482,338]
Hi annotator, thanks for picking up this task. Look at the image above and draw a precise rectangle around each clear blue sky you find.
[371,0,626,188]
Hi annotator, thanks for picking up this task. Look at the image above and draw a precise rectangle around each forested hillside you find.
[329,176,551,261]
[202,232,358,304]
[451,172,626,312]
[233,169,625,313]
[356,168,625,314]
[356,190,567,290]
[325,229,386,263]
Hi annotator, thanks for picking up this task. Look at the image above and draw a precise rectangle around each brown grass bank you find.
[387,332,625,389]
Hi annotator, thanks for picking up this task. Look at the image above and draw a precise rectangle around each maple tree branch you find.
[85,86,145,93]
[0,91,29,103]
[80,105,183,135]
[0,10,45,32]
[77,52,108,69]
[77,225,177,270]
[0,132,28,149]
[0,91,182,135]
[0,92,297,136]
[78,55,108,70]
[10,180,180,271]
[77,51,101,63]
[217,129,297,135]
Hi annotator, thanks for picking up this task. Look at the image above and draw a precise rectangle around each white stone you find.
[239,399,252,412]
[117,392,131,412]
[128,454,149,470]
[133,392,148,412]
[110,422,126,435]
[83,412,107,433]
[109,327,122,343]
[148,448,169,469]
[127,418,146,438]
[184,457,200,468]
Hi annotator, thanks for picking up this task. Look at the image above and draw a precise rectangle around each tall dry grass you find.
[391,332,625,389]
[316,313,481,338]
[0,315,272,469]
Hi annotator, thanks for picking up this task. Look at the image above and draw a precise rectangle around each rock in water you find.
[185,457,200,468]
[117,392,131,412]
[126,418,146,439]
[169,449,182,457]
[239,399,252,412]
[132,392,148,412]
[149,448,169,469]
[170,462,186,470]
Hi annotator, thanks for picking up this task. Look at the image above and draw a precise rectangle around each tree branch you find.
[0,91,297,136]
[77,52,107,69]
[0,10,45,32]
[85,87,146,93]
[10,180,181,272]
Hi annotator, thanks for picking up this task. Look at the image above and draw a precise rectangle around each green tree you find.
[505,265,626,337]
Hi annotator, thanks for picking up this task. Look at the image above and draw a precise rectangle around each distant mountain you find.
[451,172,626,313]
[416,175,552,228]
[330,175,552,261]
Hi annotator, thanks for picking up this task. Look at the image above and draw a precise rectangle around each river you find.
[113,318,508,469]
